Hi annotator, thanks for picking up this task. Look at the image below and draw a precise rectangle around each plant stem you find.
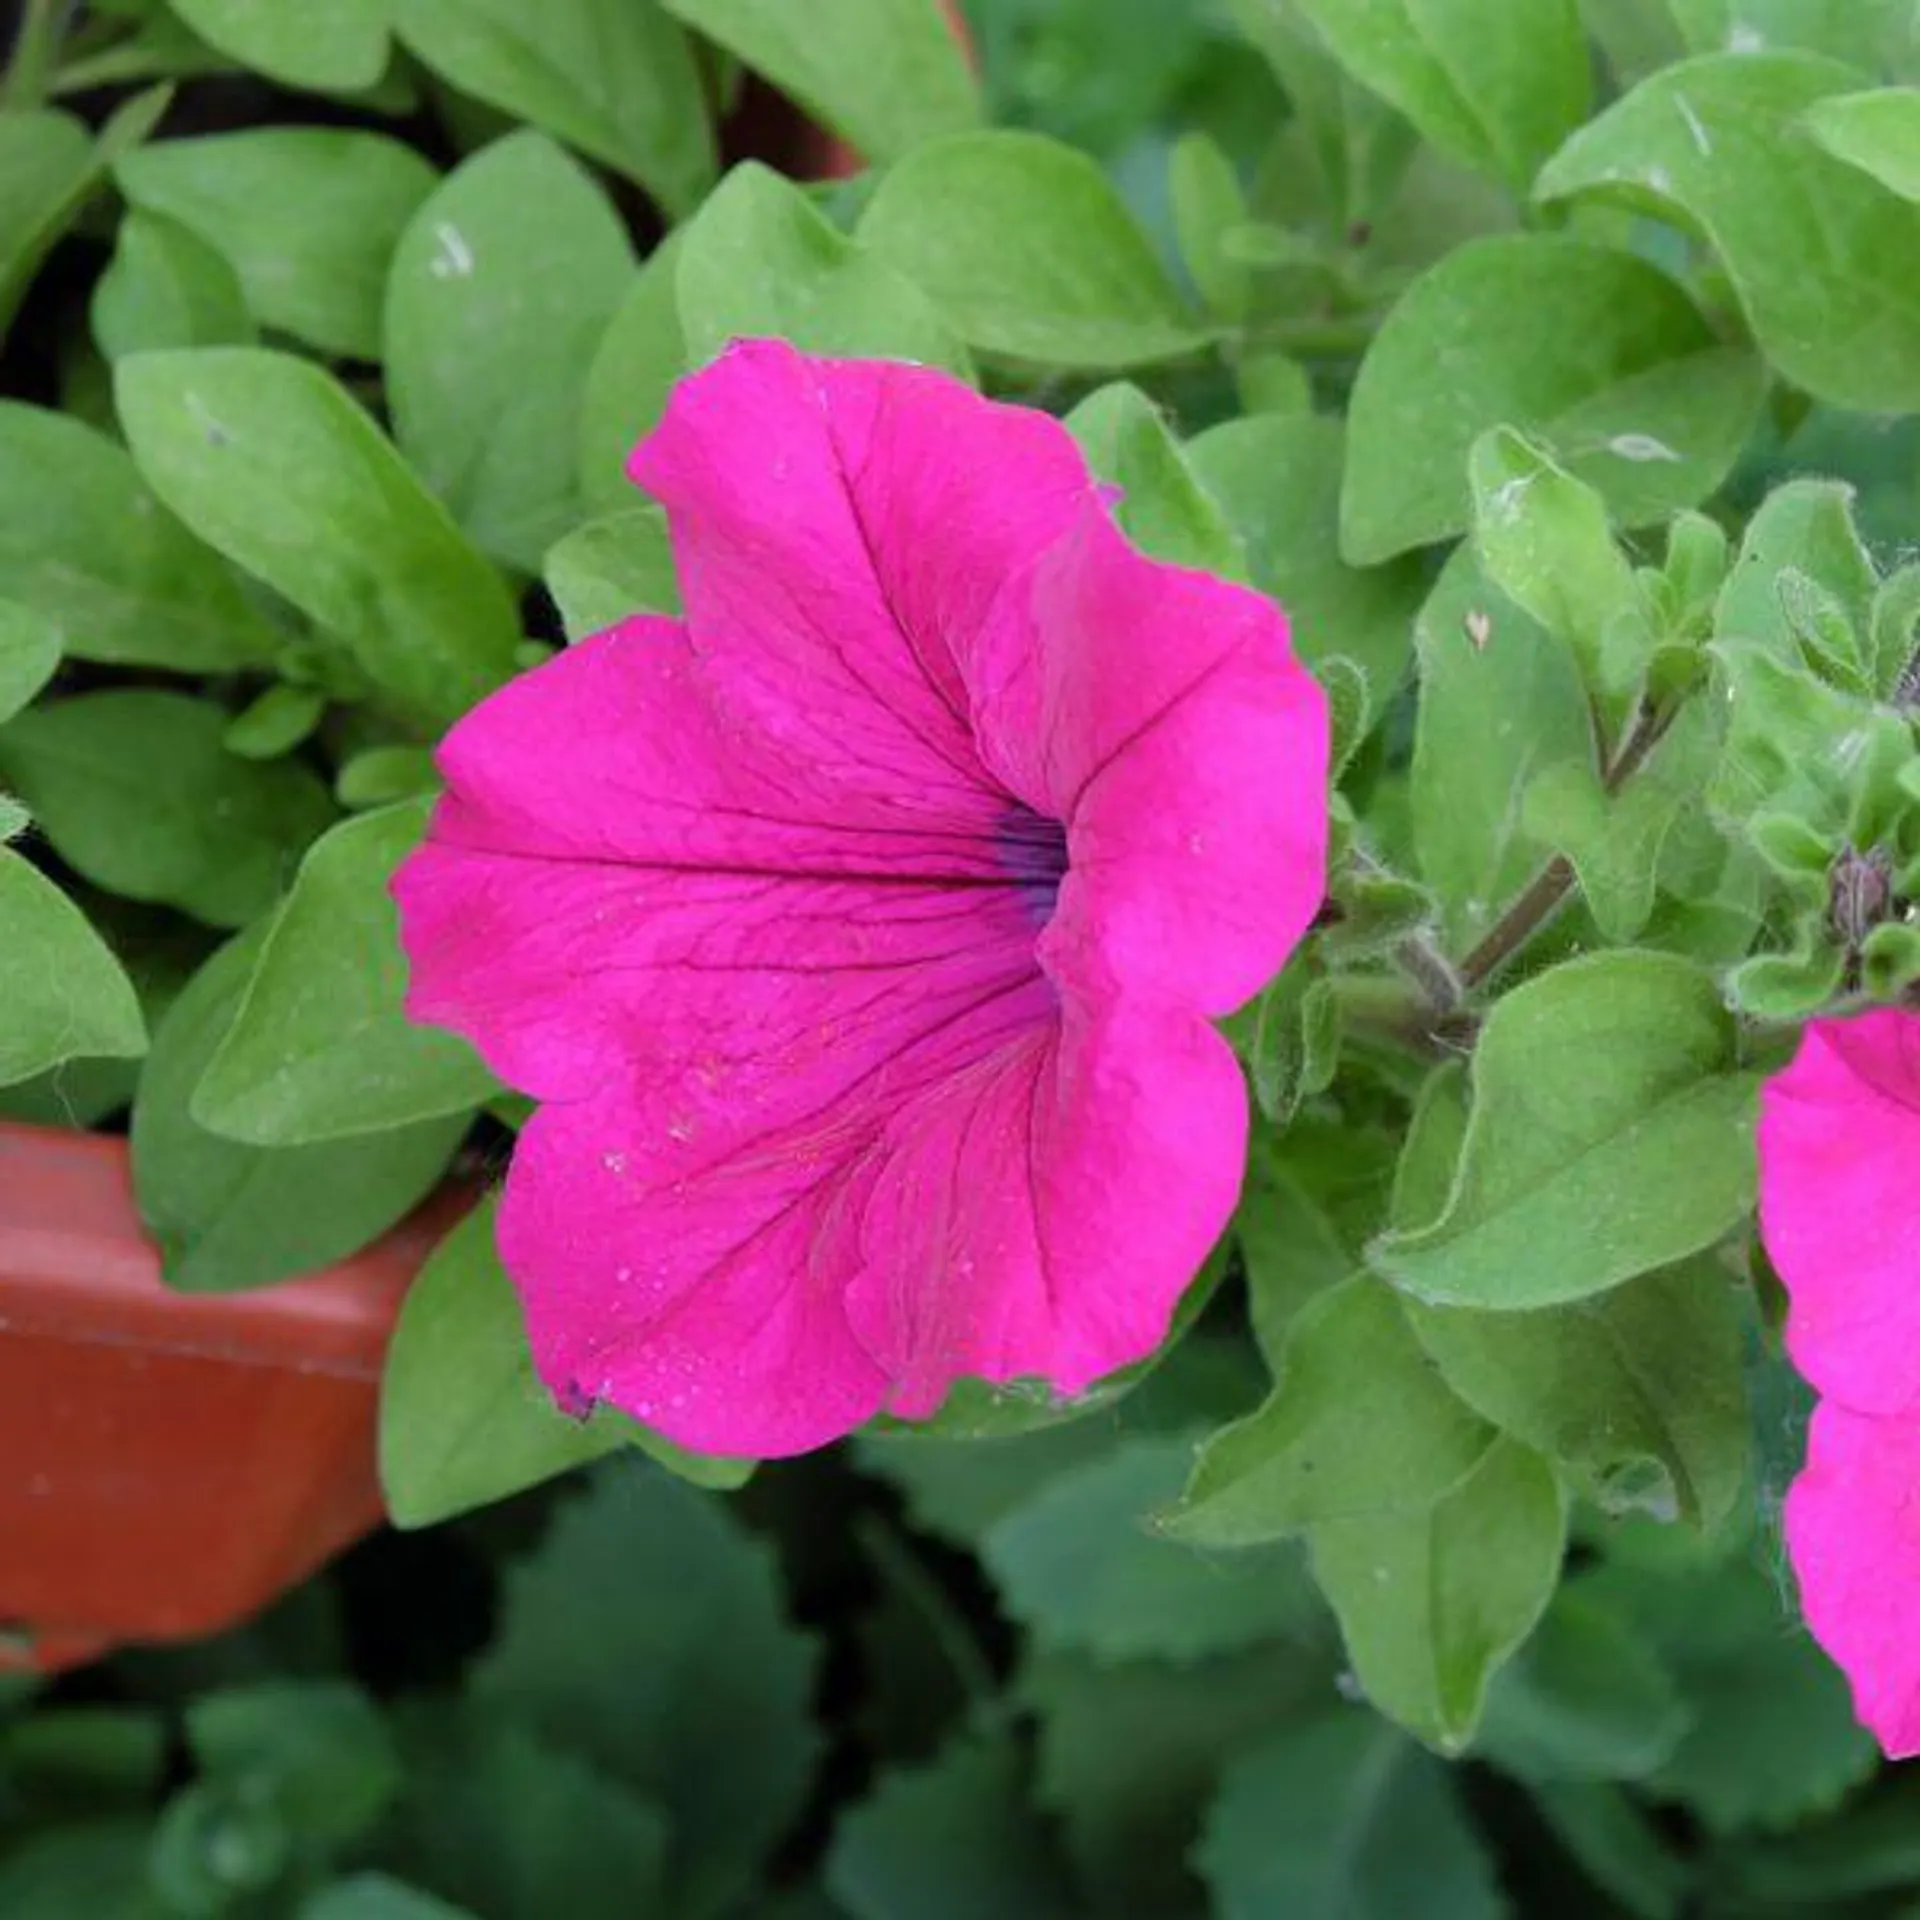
[1456,856,1576,991]
[1394,924,1464,1016]
[1456,701,1672,992]
[3,0,69,108]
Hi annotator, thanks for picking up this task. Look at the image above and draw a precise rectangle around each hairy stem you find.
[1456,700,1672,992]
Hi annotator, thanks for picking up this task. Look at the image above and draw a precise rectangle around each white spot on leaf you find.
[428,221,475,279]
[1674,93,1713,157]
[1607,433,1682,464]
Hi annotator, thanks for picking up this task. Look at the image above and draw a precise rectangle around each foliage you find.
[6,0,1920,1909]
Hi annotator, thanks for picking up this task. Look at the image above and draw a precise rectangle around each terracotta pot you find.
[0,1121,468,1673]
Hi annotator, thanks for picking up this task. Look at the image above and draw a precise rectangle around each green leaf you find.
[1391,1061,1471,1237]
[1715,477,1878,664]
[1579,0,1689,83]
[575,232,684,517]
[1168,1278,1496,1548]
[189,1680,400,1848]
[0,87,172,344]
[473,1467,821,1919]
[225,684,327,760]
[662,0,979,165]
[1533,1784,1691,1918]
[385,130,637,572]
[1170,131,1253,320]
[0,915,197,1127]
[1342,235,1763,564]
[1064,384,1244,576]
[389,1714,672,1920]
[826,1732,1076,1920]
[1189,414,1427,726]
[1805,86,1920,198]
[0,599,59,723]
[115,348,521,730]
[1585,1550,1878,1832]
[1236,348,1314,417]
[151,1778,294,1912]
[92,209,257,358]
[0,401,277,670]
[1409,544,1596,950]
[0,1825,166,1920]
[1727,943,1848,1020]
[1468,427,1640,695]
[131,927,465,1292]
[981,1434,1318,1665]
[115,129,437,359]
[544,507,680,640]
[1289,0,1589,189]
[194,799,496,1144]
[302,1878,477,1920]
[393,0,715,217]
[0,691,333,926]
[1196,1710,1506,1920]
[1229,0,1420,228]
[675,162,971,376]
[166,0,392,90]
[1239,1155,1359,1365]
[1536,53,1920,414]
[0,1709,165,1833]
[335,744,438,809]
[1710,643,1885,835]
[859,1421,1123,1550]
[0,851,146,1086]
[0,110,93,341]
[1025,1644,1337,1919]
[1371,952,1758,1309]
[1309,1436,1567,1752]
[1475,1581,1692,1784]
[858,130,1205,368]
[1718,1775,1920,1907]
[1407,1254,1749,1528]
[380,1197,749,1530]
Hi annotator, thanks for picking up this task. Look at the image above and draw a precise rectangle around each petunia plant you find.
[13,0,1920,1909]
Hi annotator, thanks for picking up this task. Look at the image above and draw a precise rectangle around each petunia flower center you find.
[996,805,1069,924]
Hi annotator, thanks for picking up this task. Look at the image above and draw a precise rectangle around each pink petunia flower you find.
[393,340,1329,1458]
[1761,1006,1920,1754]
[1786,1401,1920,1757]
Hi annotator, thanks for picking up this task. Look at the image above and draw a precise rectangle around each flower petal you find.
[978,505,1329,1014]
[399,840,1048,1103]
[1822,1004,1920,1113]
[846,997,1248,1416]
[502,1092,889,1457]
[630,338,1093,815]
[497,995,1244,1456]
[1787,1399,1920,1758]
[1759,1011,1920,1416]
[423,615,1018,879]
